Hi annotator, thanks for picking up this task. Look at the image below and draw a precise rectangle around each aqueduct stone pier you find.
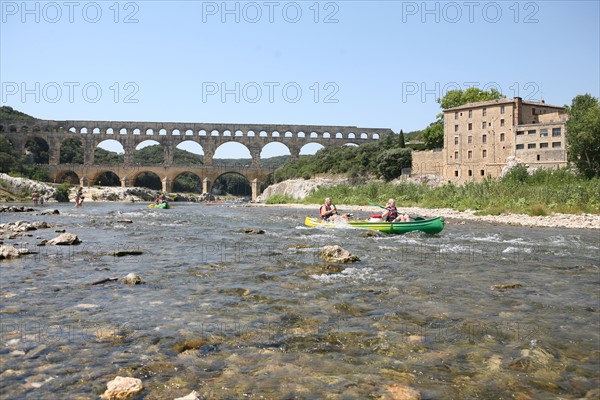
[1,119,392,200]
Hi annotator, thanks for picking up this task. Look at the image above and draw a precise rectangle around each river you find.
[1,202,599,399]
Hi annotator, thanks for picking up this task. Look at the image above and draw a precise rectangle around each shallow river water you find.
[1,202,599,399]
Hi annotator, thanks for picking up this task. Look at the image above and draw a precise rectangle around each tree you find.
[377,148,412,181]
[437,87,505,119]
[566,94,600,178]
[421,121,444,149]
[398,130,406,148]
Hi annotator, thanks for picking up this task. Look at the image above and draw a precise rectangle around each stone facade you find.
[411,97,568,184]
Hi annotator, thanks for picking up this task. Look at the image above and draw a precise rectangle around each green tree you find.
[377,148,412,181]
[566,94,600,178]
[437,87,505,119]
[398,129,406,148]
[421,121,444,149]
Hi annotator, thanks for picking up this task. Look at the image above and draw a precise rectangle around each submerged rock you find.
[47,233,81,245]
[382,384,421,400]
[319,245,360,263]
[242,228,265,234]
[100,376,143,400]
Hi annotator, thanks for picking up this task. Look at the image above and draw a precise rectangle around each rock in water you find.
[47,233,81,245]
[319,245,360,263]
[100,376,143,399]
[175,391,200,400]
[123,273,143,285]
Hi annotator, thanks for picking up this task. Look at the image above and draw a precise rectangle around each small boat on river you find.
[304,215,444,234]
[148,202,170,209]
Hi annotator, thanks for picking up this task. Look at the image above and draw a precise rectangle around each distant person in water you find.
[75,187,84,207]
[381,198,410,222]
[320,197,348,222]
[32,192,39,206]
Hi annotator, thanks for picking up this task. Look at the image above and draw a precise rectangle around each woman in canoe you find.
[381,198,410,222]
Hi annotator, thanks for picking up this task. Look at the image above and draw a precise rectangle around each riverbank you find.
[253,203,600,230]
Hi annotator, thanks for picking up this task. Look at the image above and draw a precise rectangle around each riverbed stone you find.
[123,273,143,285]
[175,391,200,400]
[319,245,360,263]
[47,233,81,245]
[0,244,36,259]
[382,384,421,400]
[100,376,143,400]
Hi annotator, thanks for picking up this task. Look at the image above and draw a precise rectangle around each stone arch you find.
[298,131,306,138]
[175,140,204,165]
[212,172,251,197]
[20,126,29,133]
[310,132,318,138]
[146,128,154,135]
[93,170,122,186]
[133,128,141,135]
[173,129,180,135]
[119,128,127,135]
[95,139,125,164]
[259,130,268,137]
[132,171,162,190]
[211,130,219,136]
[24,137,50,164]
[173,171,203,193]
[372,133,380,140]
[81,128,88,134]
[360,133,368,139]
[93,128,101,134]
[260,142,291,166]
[235,130,243,137]
[271,130,280,137]
[348,132,356,139]
[107,128,114,134]
[213,142,252,166]
[284,131,293,138]
[300,142,324,155]
[185,129,194,136]
[55,170,80,184]
[323,131,331,138]
[247,130,255,137]
[199,129,207,136]
[223,130,232,136]
[60,138,84,164]
[159,129,167,136]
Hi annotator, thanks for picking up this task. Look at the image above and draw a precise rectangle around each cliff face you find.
[258,177,349,202]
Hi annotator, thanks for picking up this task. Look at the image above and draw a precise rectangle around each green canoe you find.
[148,202,170,209]
[304,216,444,234]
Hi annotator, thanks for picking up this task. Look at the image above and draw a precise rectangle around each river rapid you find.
[1,202,599,399]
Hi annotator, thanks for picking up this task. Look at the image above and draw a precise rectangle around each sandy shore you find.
[252,203,600,230]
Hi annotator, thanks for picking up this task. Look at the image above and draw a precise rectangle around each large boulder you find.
[47,233,81,245]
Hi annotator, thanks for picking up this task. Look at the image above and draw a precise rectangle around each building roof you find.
[444,97,565,112]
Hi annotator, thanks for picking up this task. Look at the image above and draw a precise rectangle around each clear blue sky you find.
[1,0,599,158]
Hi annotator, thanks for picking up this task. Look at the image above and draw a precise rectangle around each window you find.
[532,108,536,115]
[516,144,525,150]
[516,130,524,135]
[468,150,472,159]
[500,119,505,127]
[552,127,561,136]
[468,135,472,144]
[540,129,548,137]
[482,149,487,158]
[468,123,472,131]
[468,110,472,118]
[454,124,459,132]
[540,142,548,148]
[537,154,541,161]
[454,151,458,159]
[454,170,459,177]
[528,143,536,149]
[455,112,458,120]
[482,108,487,116]
[552,142,561,148]
[482,134,487,144]
[500,105,505,114]
[480,170,485,176]
[468,170,473,176]
[482,121,487,129]
[500,133,505,142]
[528,129,536,135]
[454,137,459,145]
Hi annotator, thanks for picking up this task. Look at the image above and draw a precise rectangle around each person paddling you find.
[320,197,348,222]
[381,198,410,222]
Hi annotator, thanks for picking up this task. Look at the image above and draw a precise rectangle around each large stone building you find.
[412,97,568,184]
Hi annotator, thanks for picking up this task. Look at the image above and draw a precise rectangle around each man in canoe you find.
[381,198,410,222]
[320,197,348,222]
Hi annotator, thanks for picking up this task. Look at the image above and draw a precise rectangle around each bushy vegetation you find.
[304,167,600,215]
[272,132,410,183]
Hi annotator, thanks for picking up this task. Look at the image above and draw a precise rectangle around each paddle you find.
[368,201,386,209]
